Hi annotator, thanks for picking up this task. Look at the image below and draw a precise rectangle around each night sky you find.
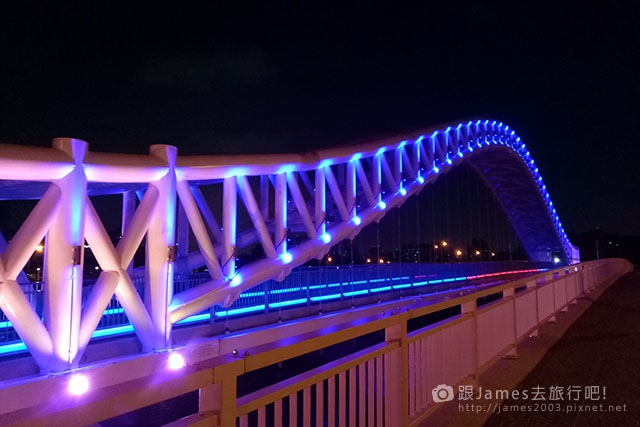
[1,2,638,235]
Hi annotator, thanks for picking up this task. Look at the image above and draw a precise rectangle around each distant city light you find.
[35,244,44,253]
[434,245,439,249]
[68,375,89,396]
[327,257,333,262]
[379,259,384,264]
[455,250,462,256]
[475,250,481,255]
[441,241,448,247]
[168,352,185,370]
[366,258,371,263]
[491,252,496,257]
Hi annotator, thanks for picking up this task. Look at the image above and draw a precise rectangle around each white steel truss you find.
[0,120,579,371]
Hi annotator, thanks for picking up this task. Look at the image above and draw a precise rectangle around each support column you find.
[177,202,189,258]
[145,145,177,350]
[275,173,287,256]
[259,175,269,221]
[222,177,237,278]
[346,161,356,219]
[122,191,136,274]
[384,321,407,426]
[314,168,326,236]
[45,138,87,371]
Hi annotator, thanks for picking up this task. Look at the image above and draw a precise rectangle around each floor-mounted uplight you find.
[378,201,387,210]
[230,274,242,287]
[68,374,89,396]
[352,216,362,226]
[432,166,440,174]
[553,257,561,264]
[281,252,293,264]
[417,176,425,184]
[168,352,186,370]
[320,233,331,244]
[399,188,407,196]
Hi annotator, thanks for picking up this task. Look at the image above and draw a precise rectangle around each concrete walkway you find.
[485,271,640,426]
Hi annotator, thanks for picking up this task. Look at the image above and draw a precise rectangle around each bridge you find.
[0,120,631,426]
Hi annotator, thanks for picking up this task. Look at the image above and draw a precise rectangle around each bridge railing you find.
[190,258,631,426]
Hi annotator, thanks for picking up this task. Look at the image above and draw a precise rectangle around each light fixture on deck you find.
[320,233,331,244]
[230,274,242,287]
[417,176,425,184]
[280,252,293,264]
[378,201,387,210]
[352,216,362,226]
[399,188,407,196]
[68,374,89,396]
[168,352,186,370]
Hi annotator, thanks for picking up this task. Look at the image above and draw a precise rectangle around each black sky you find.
[1,2,639,235]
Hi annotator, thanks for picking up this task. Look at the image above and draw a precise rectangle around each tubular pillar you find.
[145,145,177,350]
[45,138,87,371]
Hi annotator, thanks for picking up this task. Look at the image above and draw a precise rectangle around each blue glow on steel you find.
[413,281,430,287]
[230,274,242,287]
[392,284,411,289]
[215,305,266,317]
[92,324,134,338]
[269,298,307,308]
[371,286,392,292]
[320,233,331,244]
[176,313,211,324]
[344,290,368,297]
[310,294,341,301]
[0,342,26,354]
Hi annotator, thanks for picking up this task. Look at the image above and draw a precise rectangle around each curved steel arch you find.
[0,119,578,371]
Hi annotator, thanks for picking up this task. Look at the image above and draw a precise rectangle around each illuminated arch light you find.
[417,176,424,184]
[168,352,186,370]
[280,252,293,264]
[320,233,331,244]
[399,188,407,196]
[68,375,89,396]
[378,201,387,210]
[352,216,362,226]
[432,165,440,174]
[230,274,242,287]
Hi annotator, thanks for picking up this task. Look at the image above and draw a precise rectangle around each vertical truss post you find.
[146,145,177,350]
[122,191,136,273]
[177,202,189,258]
[275,173,287,256]
[347,161,356,219]
[373,154,382,202]
[394,147,402,189]
[45,138,87,371]
[222,177,237,278]
[259,175,270,221]
[315,168,326,236]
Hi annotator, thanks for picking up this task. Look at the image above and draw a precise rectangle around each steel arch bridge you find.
[0,119,578,372]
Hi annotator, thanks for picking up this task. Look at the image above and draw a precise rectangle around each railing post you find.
[384,315,408,426]
[205,359,244,427]
[146,145,177,350]
[527,279,539,337]
[45,138,87,371]
[503,287,518,359]
[222,177,237,279]
[121,191,136,274]
[461,299,479,386]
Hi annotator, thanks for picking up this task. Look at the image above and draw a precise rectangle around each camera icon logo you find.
[432,384,454,402]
